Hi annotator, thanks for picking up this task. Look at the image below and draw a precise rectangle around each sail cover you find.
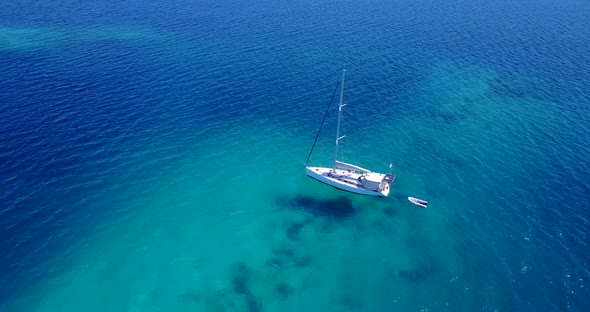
[334,161,371,173]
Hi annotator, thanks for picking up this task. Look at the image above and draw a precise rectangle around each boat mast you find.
[333,67,346,171]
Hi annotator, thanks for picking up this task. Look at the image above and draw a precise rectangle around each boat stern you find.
[379,186,390,197]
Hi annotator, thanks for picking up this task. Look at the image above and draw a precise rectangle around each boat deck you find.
[305,166,392,197]
[328,170,365,188]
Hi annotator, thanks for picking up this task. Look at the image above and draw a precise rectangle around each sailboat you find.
[304,68,395,197]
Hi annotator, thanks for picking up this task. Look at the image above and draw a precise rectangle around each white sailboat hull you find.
[305,166,391,197]
[303,68,396,198]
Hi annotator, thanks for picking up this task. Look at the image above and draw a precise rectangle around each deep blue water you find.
[1,0,589,311]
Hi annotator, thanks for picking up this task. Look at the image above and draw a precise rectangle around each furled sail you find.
[334,161,371,173]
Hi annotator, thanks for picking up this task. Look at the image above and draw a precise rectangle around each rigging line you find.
[305,81,340,166]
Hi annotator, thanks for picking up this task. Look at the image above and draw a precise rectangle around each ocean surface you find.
[1,0,589,311]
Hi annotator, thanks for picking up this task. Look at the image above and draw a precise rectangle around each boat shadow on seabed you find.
[275,194,356,221]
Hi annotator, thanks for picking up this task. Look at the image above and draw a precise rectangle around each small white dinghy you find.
[408,197,428,208]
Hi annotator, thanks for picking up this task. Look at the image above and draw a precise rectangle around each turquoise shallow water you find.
[1,0,590,311]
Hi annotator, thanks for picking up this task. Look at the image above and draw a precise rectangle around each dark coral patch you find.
[286,221,304,240]
[230,262,253,295]
[231,262,252,278]
[266,257,284,270]
[275,282,294,299]
[232,275,249,295]
[245,294,262,312]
